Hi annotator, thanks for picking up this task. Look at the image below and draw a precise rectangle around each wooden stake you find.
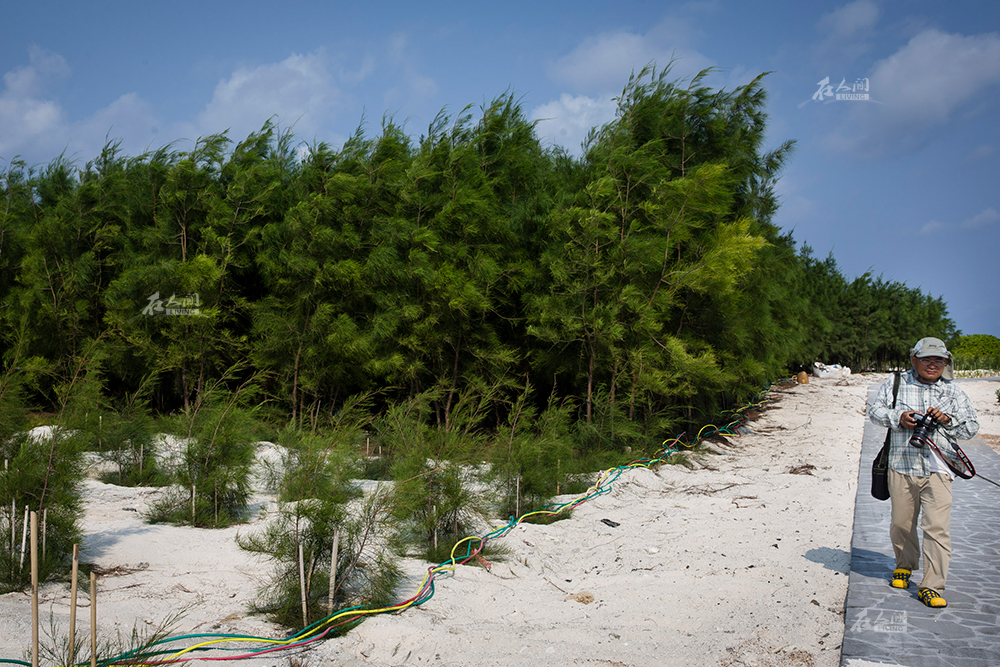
[305,549,315,614]
[19,505,28,569]
[515,476,521,518]
[30,511,38,667]
[327,528,340,614]
[90,572,97,667]
[69,544,79,667]
[298,541,308,627]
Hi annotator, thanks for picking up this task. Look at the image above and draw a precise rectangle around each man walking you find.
[868,337,979,608]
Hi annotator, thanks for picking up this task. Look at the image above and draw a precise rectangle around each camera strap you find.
[875,372,900,465]
[924,437,976,480]
[882,371,901,447]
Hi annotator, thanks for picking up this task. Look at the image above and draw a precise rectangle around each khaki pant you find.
[888,468,952,591]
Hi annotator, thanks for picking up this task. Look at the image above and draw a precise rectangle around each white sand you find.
[2,375,998,666]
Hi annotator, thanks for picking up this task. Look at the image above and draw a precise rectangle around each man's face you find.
[912,355,947,383]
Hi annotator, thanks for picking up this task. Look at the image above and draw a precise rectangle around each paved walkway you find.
[841,380,1000,667]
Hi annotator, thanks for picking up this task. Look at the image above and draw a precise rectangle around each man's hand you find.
[900,408,951,429]
[924,407,951,426]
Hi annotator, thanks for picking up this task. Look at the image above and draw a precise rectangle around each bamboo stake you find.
[30,511,38,667]
[191,485,196,524]
[5,464,10,557]
[327,528,340,614]
[19,505,28,569]
[69,545,79,667]
[305,549,314,614]
[42,508,47,560]
[298,542,308,627]
[90,572,97,667]
[515,476,521,518]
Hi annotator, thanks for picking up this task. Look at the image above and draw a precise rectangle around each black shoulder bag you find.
[871,371,900,501]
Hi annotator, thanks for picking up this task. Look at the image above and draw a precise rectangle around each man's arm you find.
[868,378,901,430]
[940,388,979,441]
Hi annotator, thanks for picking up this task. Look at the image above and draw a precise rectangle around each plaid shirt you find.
[869,369,980,477]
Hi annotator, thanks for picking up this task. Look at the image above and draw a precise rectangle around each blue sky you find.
[2,0,999,338]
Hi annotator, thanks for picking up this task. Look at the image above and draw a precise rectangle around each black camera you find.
[909,412,938,448]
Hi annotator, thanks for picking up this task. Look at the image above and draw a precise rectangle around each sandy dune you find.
[2,373,998,666]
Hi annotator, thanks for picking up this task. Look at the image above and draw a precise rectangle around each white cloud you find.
[1,43,418,167]
[195,50,340,142]
[915,208,997,237]
[814,1,880,62]
[535,15,720,153]
[961,207,1000,230]
[547,19,714,95]
[872,29,1000,128]
[77,93,160,153]
[3,45,70,96]
[1,48,164,165]
[967,144,995,160]
[771,173,818,231]
[820,29,1000,158]
[0,46,71,161]
[379,33,440,120]
[818,1,879,39]
[919,220,947,236]
[530,94,618,154]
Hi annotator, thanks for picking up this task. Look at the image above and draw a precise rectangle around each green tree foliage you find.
[0,337,100,591]
[145,366,263,527]
[528,67,803,431]
[795,248,955,370]
[951,333,1000,358]
[238,400,404,629]
[374,387,494,562]
[0,70,969,579]
[487,383,576,520]
[950,333,1000,371]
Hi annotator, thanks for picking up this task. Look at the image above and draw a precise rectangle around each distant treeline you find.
[0,68,955,436]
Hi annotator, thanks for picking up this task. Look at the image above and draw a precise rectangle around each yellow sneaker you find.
[891,568,911,589]
[918,588,947,608]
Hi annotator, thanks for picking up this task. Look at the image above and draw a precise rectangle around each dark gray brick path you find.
[841,380,1000,667]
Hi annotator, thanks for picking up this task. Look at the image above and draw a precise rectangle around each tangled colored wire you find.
[1,389,770,666]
